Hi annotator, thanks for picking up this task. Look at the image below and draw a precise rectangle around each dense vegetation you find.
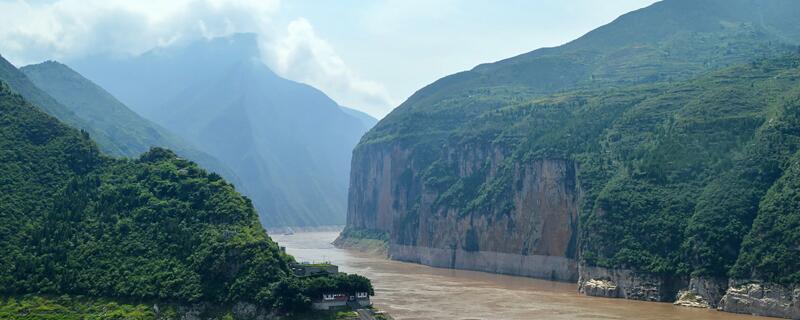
[0,296,154,320]
[0,295,371,320]
[732,152,800,284]
[362,0,800,148]
[353,0,800,287]
[0,81,371,317]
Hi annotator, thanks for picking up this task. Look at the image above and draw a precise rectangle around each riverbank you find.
[332,228,388,257]
[275,231,774,320]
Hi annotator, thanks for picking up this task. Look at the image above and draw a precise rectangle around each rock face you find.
[578,265,686,302]
[719,280,800,319]
[346,144,411,233]
[346,143,580,281]
[674,290,712,309]
[673,277,728,309]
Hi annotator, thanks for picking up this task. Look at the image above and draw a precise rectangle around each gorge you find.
[338,0,800,318]
[3,0,800,319]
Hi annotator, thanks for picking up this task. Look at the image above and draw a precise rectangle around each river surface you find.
[272,231,772,320]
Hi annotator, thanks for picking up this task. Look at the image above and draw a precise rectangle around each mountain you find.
[18,60,240,186]
[0,79,375,317]
[70,33,374,227]
[340,106,379,129]
[0,54,126,157]
[339,0,800,318]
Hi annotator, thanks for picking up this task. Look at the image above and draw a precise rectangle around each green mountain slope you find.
[18,60,241,190]
[0,81,370,317]
[364,0,800,148]
[344,0,800,316]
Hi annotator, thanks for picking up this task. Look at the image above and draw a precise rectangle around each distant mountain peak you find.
[69,34,377,227]
[147,32,261,63]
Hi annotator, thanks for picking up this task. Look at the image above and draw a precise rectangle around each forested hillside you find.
[0,81,371,318]
[342,0,800,318]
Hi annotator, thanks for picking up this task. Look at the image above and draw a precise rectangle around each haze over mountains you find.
[0,53,236,181]
[18,60,239,182]
[70,33,376,227]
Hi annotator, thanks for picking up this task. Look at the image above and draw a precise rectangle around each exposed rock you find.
[578,265,686,302]
[581,278,620,298]
[719,280,800,319]
[231,302,257,319]
[333,233,389,257]
[390,244,577,281]
[176,304,203,320]
[674,290,711,309]
[673,277,727,309]
[347,143,581,281]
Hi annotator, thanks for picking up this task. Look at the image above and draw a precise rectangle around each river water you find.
[272,231,772,320]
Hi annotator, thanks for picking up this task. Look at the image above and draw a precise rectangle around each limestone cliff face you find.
[578,265,687,302]
[345,142,580,281]
[718,280,800,319]
[346,143,413,234]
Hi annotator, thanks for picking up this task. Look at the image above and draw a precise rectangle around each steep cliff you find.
[356,143,581,279]
[340,1,800,317]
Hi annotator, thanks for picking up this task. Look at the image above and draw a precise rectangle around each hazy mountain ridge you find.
[71,33,376,227]
[18,60,241,186]
[0,54,130,157]
[340,106,379,129]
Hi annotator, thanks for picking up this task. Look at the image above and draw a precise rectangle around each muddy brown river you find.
[272,231,772,320]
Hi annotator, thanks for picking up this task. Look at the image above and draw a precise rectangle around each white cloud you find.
[0,0,279,62]
[264,18,394,117]
[0,0,391,117]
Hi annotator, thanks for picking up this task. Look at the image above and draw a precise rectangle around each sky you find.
[0,0,660,118]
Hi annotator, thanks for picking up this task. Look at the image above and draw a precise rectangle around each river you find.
[272,231,772,320]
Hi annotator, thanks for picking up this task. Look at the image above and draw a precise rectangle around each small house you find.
[311,291,372,310]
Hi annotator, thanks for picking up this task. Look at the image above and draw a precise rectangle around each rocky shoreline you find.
[340,231,800,319]
[578,269,800,319]
[332,233,389,257]
[389,243,577,282]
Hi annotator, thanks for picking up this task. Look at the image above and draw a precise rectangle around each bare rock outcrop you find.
[578,265,686,302]
[718,280,800,319]
[674,277,728,309]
